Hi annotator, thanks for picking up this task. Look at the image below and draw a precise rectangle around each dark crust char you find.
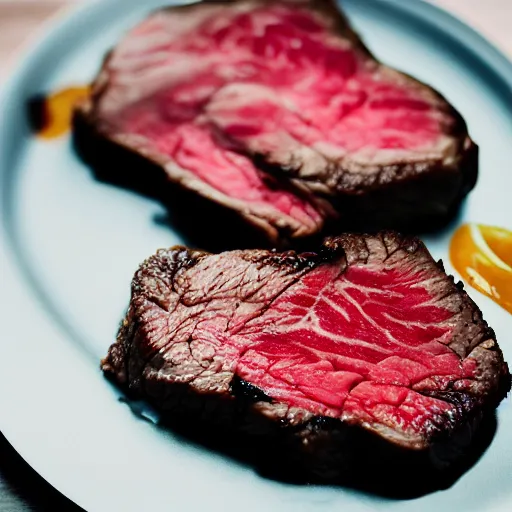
[73,0,478,243]
[102,233,510,490]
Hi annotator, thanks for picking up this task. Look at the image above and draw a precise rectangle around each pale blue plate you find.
[0,1,511,511]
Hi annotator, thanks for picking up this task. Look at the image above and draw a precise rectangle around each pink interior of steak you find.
[234,262,474,435]
[136,242,479,444]
[117,101,322,235]
[96,2,454,236]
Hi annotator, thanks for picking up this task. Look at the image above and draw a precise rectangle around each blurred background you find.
[0,0,511,84]
[0,0,510,510]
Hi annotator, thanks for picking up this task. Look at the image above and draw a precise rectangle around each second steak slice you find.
[103,233,510,486]
[75,0,477,243]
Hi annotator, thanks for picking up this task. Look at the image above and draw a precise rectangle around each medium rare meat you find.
[74,0,478,243]
[102,233,510,487]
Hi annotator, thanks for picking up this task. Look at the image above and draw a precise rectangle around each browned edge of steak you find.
[72,106,319,251]
[101,234,510,496]
[73,0,479,245]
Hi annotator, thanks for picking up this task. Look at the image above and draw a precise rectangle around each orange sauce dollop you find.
[450,224,512,314]
[35,86,90,140]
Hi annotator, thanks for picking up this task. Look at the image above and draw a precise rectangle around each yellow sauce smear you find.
[450,224,512,314]
[37,86,90,139]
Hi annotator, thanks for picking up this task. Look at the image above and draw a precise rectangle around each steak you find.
[102,233,510,490]
[74,0,478,244]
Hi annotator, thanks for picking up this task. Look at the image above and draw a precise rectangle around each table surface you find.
[0,0,510,510]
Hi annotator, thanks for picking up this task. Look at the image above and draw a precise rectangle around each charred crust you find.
[101,309,138,387]
[424,390,481,425]
[263,249,323,270]
[446,272,503,360]
[320,232,425,266]
[230,376,273,404]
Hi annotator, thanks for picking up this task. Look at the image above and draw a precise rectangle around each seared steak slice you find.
[75,0,477,242]
[102,233,510,486]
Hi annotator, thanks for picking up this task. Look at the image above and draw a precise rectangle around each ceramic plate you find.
[1,1,511,510]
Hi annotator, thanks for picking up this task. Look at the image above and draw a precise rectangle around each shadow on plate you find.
[118,388,498,501]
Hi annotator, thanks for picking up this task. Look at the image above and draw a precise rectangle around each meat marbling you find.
[75,0,478,242]
[102,233,510,486]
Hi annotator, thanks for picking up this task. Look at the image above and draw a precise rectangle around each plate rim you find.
[1,1,512,511]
